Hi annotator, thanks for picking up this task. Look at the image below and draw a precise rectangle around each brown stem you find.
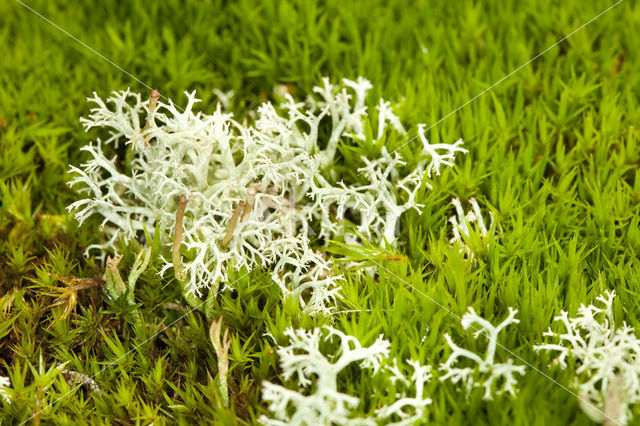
[148,89,160,113]
[173,195,188,281]
[142,89,161,147]
[222,201,245,247]
[242,187,258,221]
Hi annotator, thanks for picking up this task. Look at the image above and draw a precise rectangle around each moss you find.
[1,0,639,424]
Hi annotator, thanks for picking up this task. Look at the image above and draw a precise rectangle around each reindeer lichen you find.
[68,78,466,314]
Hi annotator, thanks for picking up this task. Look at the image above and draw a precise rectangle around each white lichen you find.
[375,359,432,425]
[260,326,391,425]
[439,307,525,400]
[68,77,467,314]
[261,327,434,425]
[448,197,494,261]
[535,290,640,425]
[416,124,467,179]
[0,376,11,403]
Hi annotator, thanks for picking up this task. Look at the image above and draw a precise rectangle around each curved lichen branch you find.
[416,124,467,178]
[439,307,525,400]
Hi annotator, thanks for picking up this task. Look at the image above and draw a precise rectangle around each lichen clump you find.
[68,77,466,314]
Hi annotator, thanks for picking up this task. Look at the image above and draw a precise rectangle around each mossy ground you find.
[1,0,639,424]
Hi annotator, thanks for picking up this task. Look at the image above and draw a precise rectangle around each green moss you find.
[1,0,639,424]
